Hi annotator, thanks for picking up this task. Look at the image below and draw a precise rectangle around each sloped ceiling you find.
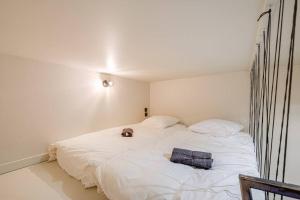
[0,0,264,81]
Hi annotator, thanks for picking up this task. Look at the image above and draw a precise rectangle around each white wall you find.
[0,54,149,167]
[276,67,300,185]
[150,71,250,127]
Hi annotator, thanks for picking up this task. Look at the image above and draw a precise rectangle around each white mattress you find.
[48,123,187,188]
[96,130,263,200]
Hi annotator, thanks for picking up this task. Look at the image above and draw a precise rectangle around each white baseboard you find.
[0,153,49,175]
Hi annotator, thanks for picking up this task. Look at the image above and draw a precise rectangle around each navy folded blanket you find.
[170,148,213,169]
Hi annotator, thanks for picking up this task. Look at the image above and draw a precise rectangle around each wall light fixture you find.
[102,80,113,87]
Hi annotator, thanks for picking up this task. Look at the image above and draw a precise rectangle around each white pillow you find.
[188,119,244,136]
[141,115,179,129]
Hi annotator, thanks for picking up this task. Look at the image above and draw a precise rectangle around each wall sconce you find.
[102,80,113,87]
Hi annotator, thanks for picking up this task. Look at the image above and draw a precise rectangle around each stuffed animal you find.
[121,128,133,137]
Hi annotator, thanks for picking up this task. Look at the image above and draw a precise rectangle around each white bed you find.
[48,123,187,188]
[49,119,262,200]
[96,129,262,200]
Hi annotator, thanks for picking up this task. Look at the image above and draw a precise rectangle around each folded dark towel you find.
[172,148,212,159]
[170,152,213,169]
[121,128,133,137]
[184,158,213,170]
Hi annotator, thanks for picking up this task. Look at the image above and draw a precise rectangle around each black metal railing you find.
[239,174,300,200]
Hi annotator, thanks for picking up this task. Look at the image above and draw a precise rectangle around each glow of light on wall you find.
[91,78,102,92]
[105,28,119,74]
[106,54,117,73]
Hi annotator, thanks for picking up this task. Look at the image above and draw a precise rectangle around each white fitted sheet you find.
[48,123,186,188]
[96,130,263,200]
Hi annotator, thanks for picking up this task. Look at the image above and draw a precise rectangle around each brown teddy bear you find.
[121,128,133,137]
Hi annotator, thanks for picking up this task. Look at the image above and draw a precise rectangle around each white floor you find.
[0,161,108,200]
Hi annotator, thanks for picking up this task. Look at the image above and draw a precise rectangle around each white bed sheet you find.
[48,123,186,188]
[96,129,263,200]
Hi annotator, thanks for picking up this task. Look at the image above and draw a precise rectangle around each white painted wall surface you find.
[150,71,250,127]
[0,54,149,166]
[280,67,300,185]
